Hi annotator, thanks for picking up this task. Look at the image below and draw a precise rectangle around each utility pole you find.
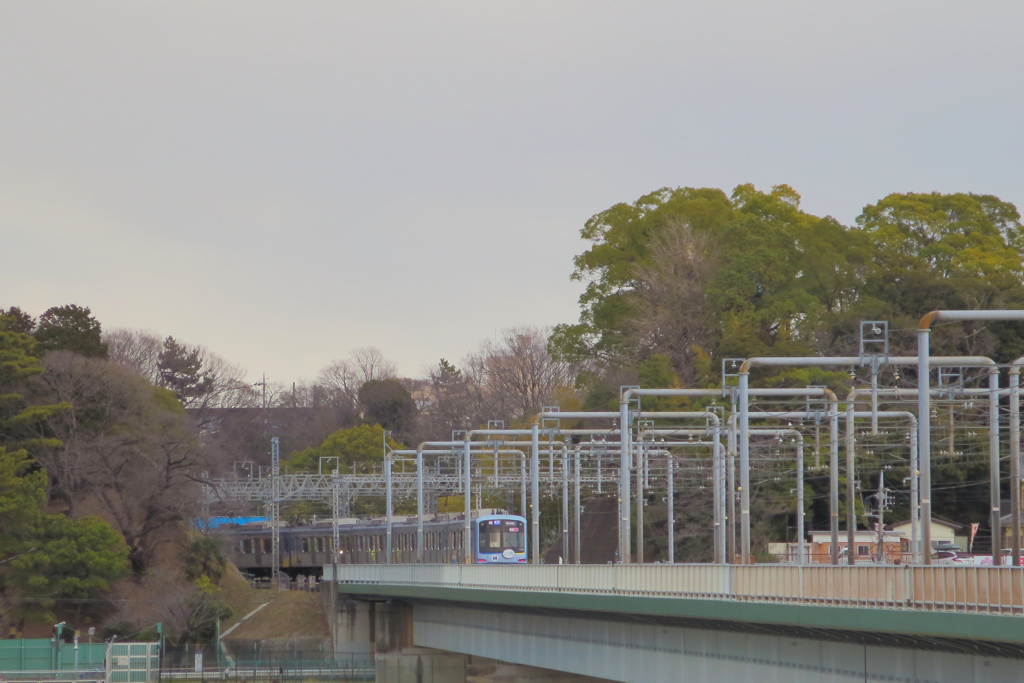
[270,437,281,588]
[875,469,887,563]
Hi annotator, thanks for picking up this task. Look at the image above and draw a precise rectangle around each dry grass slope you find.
[222,590,330,640]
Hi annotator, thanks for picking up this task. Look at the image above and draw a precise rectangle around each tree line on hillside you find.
[3,183,1022,631]
[0,307,233,642]
[549,185,1024,558]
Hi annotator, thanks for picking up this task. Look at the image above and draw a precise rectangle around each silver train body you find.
[215,511,527,577]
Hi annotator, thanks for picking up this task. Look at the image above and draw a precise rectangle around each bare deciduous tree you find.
[351,347,397,383]
[417,359,475,438]
[104,328,257,412]
[626,220,718,385]
[462,327,577,423]
[316,347,398,415]
[32,352,204,573]
[104,328,163,382]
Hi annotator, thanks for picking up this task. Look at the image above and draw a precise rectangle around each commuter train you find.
[215,511,527,577]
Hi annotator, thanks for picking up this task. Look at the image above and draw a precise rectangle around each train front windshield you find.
[478,519,525,553]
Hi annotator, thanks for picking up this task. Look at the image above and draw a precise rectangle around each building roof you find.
[807,531,902,543]
[884,516,965,532]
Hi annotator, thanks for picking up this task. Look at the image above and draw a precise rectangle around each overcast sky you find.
[2,3,1022,384]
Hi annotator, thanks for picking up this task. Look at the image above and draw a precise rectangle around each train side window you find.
[301,538,310,553]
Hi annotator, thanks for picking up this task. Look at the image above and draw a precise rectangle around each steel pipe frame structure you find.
[637,429,721,564]
[738,355,999,565]
[739,409,837,563]
[841,386,1006,564]
[622,407,723,564]
[618,388,835,565]
[618,390,729,564]
[461,421,591,564]
[631,426,722,564]
[613,388,815,564]
[388,446,522,564]
[632,433,721,563]
[846,385,1015,564]
[635,427,802,564]
[1010,357,1024,567]
[464,410,720,566]
[840,408,917,565]
[537,411,730,566]
[918,310,1024,566]
[734,381,838,565]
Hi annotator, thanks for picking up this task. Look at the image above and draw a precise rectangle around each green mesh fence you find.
[0,639,107,672]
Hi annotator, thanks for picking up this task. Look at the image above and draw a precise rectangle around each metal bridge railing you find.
[332,563,1024,616]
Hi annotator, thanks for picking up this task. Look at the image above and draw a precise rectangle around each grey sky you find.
[2,3,1022,384]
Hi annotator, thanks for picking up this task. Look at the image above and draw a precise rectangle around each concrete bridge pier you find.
[373,599,470,683]
[332,598,374,658]
[332,592,612,682]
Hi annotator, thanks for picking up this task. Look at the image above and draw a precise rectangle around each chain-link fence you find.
[160,640,374,681]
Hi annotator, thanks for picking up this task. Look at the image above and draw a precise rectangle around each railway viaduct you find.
[324,563,1024,683]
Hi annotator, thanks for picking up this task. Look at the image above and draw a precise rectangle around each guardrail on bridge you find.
[329,563,1024,616]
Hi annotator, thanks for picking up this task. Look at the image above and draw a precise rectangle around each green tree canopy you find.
[551,184,870,384]
[157,336,215,407]
[552,184,1024,383]
[855,192,1024,360]
[857,191,1024,279]
[0,446,47,562]
[0,308,35,335]
[183,535,227,583]
[33,305,108,358]
[0,316,67,461]
[287,423,399,474]
[358,379,416,436]
[0,446,129,624]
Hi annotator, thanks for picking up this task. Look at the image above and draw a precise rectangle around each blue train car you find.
[473,514,527,563]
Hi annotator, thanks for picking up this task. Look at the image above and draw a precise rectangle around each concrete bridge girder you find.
[413,602,1020,683]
